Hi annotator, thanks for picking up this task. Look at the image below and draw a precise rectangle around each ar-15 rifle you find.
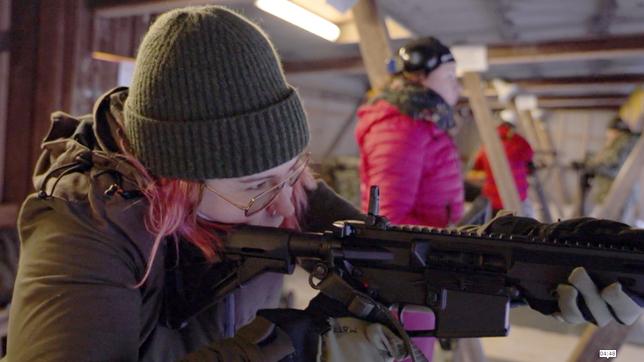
[168,186,643,358]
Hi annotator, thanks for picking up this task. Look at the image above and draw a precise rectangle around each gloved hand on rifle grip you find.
[479,215,642,327]
[210,295,408,362]
[554,267,642,327]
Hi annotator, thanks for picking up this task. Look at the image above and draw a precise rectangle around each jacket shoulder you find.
[18,191,153,282]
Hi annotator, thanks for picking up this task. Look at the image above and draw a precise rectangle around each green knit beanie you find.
[124,6,309,180]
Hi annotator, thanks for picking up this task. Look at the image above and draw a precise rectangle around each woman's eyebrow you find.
[238,161,298,183]
[239,175,272,184]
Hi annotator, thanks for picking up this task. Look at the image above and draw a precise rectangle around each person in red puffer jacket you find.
[356,36,464,228]
[471,122,535,214]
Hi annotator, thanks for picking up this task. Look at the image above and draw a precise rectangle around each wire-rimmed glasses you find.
[203,152,310,216]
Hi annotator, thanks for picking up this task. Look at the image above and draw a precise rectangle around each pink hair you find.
[119,146,313,288]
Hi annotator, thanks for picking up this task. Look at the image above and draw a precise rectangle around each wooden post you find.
[510,107,555,222]
[526,110,569,218]
[568,322,636,362]
[532,112,572,217]
[569,126,643,362]
[514,108,540,152]
[464,72,523,214]
[352,0,392,90]
[590,133,644,220]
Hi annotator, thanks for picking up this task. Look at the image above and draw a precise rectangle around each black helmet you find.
[387,36,455,75]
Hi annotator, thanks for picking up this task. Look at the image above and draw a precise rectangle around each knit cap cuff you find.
[124,88,309,180]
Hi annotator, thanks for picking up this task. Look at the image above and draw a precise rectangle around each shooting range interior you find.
[1,1,643,361]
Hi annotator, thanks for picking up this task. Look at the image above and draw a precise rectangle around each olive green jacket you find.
[4,88,363,361]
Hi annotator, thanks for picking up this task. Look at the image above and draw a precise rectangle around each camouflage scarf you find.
[373,76,455,131]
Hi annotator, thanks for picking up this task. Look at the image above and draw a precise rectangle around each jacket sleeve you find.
[303,180,366,232]
[360,118,428,224]
[514,135,534,163]
[7,198,144,361]
[6,197,262,362]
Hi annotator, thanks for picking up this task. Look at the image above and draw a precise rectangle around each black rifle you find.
[167,187,643,343]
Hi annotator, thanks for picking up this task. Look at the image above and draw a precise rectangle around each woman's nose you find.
[267,184,295,217]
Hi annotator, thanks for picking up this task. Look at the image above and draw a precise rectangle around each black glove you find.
[256,308,330,362]
[180,315,296,362]
[250,294,408,362]
[484,215,637,244]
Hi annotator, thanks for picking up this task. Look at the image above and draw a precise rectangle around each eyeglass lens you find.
[245,155,309,216]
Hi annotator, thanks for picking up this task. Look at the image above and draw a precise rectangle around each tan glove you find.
[180,315,295,362]
[319,317,407,362]
[554,267,642,327]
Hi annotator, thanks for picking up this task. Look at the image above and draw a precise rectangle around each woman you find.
[4,6,640,362]
[4,6,363,361]
[355,36,464,361]
[356,36,464,228]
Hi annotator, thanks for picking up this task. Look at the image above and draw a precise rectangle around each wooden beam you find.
[619,88,644,132]
[276,32,644,74]
[91,50,365,76]
[523,109,567,218]
[457,95,624,111]
[537,96,625,109]
[510,104,555,222]
[542,105,620,110]
[283,56,363,74]
[537,95,627,101]
[511,106,541,156]
[512,74,644,87]
[533,113,572,207]
[591,133,644,220]
[488,34,644,65]
[464,72,523,214]
[456,78,631,100]
[92,50,135,63]
[568,323,635,362]
[89,0,242,18]
[352,0,392,90]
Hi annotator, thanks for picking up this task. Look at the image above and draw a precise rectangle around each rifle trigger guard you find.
[309,263,329,290]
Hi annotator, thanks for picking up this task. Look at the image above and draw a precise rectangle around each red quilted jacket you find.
[473,124,534,210]
[355,99,464,227]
